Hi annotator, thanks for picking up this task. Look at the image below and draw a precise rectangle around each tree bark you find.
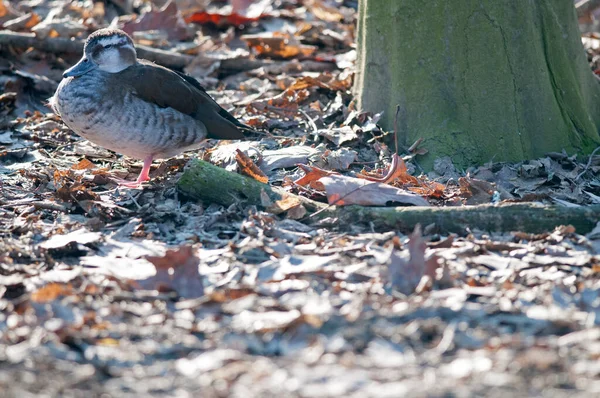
[354,1,600,169]
[177,159,600,234]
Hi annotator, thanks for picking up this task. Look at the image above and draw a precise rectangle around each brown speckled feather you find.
[116,59,246,140]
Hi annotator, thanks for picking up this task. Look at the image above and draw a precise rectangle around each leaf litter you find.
[0,0,599,397]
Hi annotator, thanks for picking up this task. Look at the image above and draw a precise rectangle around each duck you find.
[50,28,250,187]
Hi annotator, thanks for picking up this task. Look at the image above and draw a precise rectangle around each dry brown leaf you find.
[266,195,302,215]
[140,246,203,298]
[387,225,440,295]
[359,155,446,199]
[31,283,73,303]
[71,158,96,170]
[250,88,310,113]
[236,149,268,183]
[122,1,190,41]
[242,33,317,59]
[56,183,98,203]
[459,176,495,205]
[358,154,418,185]
[287,204,307,219]
[294,164,338,189]
[319,175,430,207]
[287,74,353,92]
[306,0,344,22]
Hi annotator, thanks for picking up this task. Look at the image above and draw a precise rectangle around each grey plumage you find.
[51,28,248,168]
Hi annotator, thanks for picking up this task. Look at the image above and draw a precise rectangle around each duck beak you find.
[63,56,96,78]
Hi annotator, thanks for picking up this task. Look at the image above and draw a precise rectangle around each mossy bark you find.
[355,0,600,169]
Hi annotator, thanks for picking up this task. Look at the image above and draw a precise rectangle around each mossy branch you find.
[177,159,600,234]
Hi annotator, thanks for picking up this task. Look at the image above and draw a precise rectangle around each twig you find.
[393,104,400,155]
[298,108,319,140]
[126,190,142,210]
[575,145,600,180]
[32,201,68,213]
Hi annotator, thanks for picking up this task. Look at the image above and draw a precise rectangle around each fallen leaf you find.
[250,88,310,114]
[387,225,440,295]
[317,126,358,146]
[287,75,352,92]
[358,154,418,185]
[294,164,338,188]
[140,246,203,298]
[31,283,73,303]
[71,158,96,170]
[459,176,495,205]
[231,310,302,333]
[236,149,268,183]
[184,0,271,28]
[266,195,302,215]
[319,175,430,207]
[287,204,307,219]
[207,141,262,171]
[242,33,317,59]
[260,146,322,172]
[305,0,344,22]
[324,148,357,170]
[40,229,102,250]
[122,0,190,41]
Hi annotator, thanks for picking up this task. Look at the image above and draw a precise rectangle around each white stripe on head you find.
[96,35,130,47]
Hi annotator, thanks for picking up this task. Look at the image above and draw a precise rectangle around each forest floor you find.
[1,1,600,397]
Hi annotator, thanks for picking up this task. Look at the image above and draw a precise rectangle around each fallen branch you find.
[0,30,331,73]
[177,158,600,234]
[178,158,327,213]
[0,30,193,69]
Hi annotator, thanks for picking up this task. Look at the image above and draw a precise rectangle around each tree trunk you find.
[355,0,600,169]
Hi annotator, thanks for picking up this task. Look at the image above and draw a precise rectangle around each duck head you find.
[64,28,137,78]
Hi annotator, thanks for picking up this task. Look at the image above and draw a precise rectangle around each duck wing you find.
[119,59,247,140]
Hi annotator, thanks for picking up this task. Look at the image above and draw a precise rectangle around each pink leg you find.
[111,155,153,188]
[135,155,153,184]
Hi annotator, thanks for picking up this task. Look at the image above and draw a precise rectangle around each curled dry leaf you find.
[319,175,430,207]
[358,154,445,199]
[358,154,418,185]
[235,149,268,183]
[140,246,203,298]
